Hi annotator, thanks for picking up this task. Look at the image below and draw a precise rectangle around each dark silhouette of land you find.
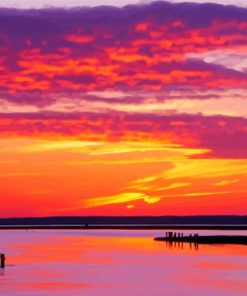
[155,232,247,246]
[0,216,246,229]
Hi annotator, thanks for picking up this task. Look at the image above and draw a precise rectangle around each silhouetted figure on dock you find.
[1,254,5,268]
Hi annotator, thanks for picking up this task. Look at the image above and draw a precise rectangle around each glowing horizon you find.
[0,1,247,217]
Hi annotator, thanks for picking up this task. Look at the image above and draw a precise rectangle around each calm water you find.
[0,229,247,295]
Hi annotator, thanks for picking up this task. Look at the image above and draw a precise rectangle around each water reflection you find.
[0,229,246,295]
[165,240,200,251]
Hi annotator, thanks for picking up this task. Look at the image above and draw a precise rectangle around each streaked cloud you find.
[83,192,159,207]
[215,179,240,186]
[0,2,246,105]
[0,0,247,9]
[0,1,246,216]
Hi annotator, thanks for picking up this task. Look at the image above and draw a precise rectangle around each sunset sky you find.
[0,0,247,217]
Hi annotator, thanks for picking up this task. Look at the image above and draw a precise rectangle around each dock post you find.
[1,254,5,268]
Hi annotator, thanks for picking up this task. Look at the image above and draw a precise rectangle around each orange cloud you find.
[65,34,94,44]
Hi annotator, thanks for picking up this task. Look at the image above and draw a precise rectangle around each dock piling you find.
[1,253,5,268]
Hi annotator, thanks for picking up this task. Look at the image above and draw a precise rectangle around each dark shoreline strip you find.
[0,225,247,230]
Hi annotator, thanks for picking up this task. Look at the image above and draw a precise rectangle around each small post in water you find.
[1,253,5,268]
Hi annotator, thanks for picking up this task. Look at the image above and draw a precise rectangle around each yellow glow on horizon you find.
[154,182,191,191]
[162,190,247,198]
[83,192,161,208]
[1,136,247,215]
[163,159,247,180]
[20,140,102,152]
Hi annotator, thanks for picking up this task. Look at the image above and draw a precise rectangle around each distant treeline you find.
[0,216,247,225]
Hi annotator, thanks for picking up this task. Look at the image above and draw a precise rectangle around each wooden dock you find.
[154,232,247,246]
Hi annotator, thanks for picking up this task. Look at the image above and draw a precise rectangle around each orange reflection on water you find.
[1,230,247,296]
